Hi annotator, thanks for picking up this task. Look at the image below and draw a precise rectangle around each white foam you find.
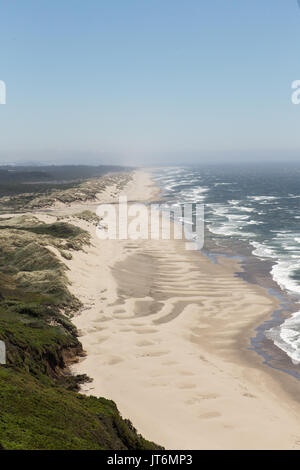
[247,220,263,225]
[208,224,240,237]
[208,223,255,238]
[238,206,255,213]
[271,259,300,296]
[227,214,250,221]
[250,242,277,259]
[267,311,300,364]
[247,195,278,202]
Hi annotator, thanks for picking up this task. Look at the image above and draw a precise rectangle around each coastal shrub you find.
[0,368,159,450]
[73,210,101,225]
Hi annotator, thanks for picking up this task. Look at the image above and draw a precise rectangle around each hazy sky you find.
[0,0,300,165]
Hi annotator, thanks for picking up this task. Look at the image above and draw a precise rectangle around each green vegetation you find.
[73,210,102,225]
[0,367,158,450]
[0,166,132,212]
[4,222,84,238]
[0,215,160,450]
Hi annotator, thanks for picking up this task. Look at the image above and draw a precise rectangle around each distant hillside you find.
[0,164,135,197]
[0,167,133,213]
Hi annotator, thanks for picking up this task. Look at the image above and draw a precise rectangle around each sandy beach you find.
[36,170,300,450]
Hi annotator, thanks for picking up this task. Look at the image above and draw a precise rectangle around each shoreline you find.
[34,169,300,449]
[202,230,300,380]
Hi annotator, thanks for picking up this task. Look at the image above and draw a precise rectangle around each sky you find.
[0,0,300,165]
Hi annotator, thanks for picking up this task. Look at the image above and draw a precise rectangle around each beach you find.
[37,170,300,450]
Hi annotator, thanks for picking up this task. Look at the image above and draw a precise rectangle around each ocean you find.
[153,163,300,375]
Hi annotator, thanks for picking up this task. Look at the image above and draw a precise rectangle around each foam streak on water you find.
[266,311,300,365]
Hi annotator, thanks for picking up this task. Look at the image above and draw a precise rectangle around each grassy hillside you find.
[0,216,160,450]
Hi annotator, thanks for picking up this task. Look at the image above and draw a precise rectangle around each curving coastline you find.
[44,169,300,450]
